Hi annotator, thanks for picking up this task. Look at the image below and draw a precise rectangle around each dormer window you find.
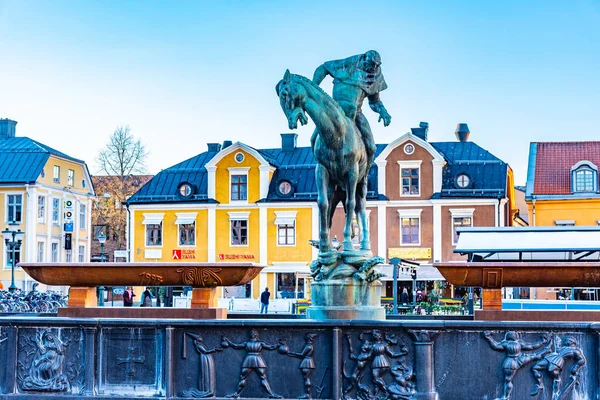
[571,161,598,193]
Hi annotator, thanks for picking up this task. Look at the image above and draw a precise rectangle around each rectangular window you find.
[53,165,60,183]
[231,175,248,201]
[555,220,575,227]
[231,219,248,245]
[276,273,305,299]
[452,217,472,244]
[52,198,60,225]
[7,194,23,223]
[37,196,46,223]
[79,204,86,230]
[68,169,74,186]
[179,222,196,246]
[51,243,59,262]
[146,223,162,246]
[66,252,72,262]
[5,248,21,269]
[78,245,85,262]
[277,224,295,245]
[37,242,45,262]
[401,217,420,244]
[401,168,420,195]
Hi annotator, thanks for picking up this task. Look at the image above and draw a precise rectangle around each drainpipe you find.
[125,203,131,262]
[532,197,536,227]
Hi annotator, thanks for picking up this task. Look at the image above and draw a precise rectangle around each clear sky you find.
[1,1,599,184]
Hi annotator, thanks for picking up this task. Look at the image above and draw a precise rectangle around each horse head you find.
[276,69,309,130]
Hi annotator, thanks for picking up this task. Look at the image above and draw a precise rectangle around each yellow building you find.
[0,118,95,291]
[525,141,600,300]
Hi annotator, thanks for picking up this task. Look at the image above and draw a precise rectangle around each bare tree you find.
[96,126,148,176]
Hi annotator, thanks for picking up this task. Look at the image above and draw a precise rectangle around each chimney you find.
[222,140,233,149]
[455,123,470,142]
[0,118,17,140]
[410,121,429,141]
[281,133,298,152]
[207,143,222,152]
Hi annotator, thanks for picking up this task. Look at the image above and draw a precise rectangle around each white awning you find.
[142,213,165,225]
[378,265,445,281]
[274,211,297,226]
[175,212,197,225]
[228,211,250,220]
[455,227,600,261]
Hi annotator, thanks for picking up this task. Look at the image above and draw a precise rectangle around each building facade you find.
[0,118,95,291]
[127,123,517,307]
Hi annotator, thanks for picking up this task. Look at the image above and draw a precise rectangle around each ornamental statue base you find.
[306,278,385,320]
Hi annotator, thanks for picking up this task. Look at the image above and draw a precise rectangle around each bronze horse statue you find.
[276,70,372,266]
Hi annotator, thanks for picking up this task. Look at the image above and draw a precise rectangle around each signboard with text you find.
[388,247,432,260]
[172,249,196,260]
[218,254,255,261]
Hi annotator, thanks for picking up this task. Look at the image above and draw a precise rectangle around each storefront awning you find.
[455,227,600,261]
[377,265,445,281]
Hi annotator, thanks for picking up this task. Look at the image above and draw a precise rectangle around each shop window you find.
[231,220,248,245]
[277,273,305,299]
[231,175,248,201]
[146,223,162,246]
[7,194,22,223]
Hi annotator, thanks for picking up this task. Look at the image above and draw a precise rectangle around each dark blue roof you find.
[0,137,85,184]
[128,140,507,204]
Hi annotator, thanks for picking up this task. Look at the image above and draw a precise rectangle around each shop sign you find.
[64,222,74,232]
[172,249,196,260]
[388,247,431,260]
[218,253,255,260]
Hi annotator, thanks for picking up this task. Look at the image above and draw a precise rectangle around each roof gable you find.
[205,142,273,169]
[375,132,444,164]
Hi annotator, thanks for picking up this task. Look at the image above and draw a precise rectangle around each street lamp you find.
[97,231,107,306]
[2,223,25,293]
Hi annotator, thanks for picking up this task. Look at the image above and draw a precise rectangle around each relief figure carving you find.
[284,333,317,399]
[22,330,71,392]
[530,335,586,399]
[181,332,223,398]
[483,331,550,400]
[222,329,283,399]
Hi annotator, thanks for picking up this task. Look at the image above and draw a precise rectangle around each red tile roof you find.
[534,142,600,195]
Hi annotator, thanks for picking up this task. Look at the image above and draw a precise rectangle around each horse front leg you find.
[316,164,332,253]
[355,178,371,251]
[343,166,359,252]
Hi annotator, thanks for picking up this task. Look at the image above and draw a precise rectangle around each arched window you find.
[571,161,598,193]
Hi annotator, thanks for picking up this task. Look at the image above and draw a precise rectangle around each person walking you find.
[400,288,409,305]
[123,286,135,307]
[260,287,270,314]
[141,287,154,307]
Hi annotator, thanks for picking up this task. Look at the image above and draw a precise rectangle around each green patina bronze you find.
[276,51,391,286]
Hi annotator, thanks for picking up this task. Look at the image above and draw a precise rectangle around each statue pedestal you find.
[306,279,385,320]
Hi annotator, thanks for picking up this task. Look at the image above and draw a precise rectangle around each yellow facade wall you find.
[267,208,312,264]
[132,209,209,262]
[214,149,261,205]
[527,199,600,226]
[38,156,90,195]
[214,209,259,261]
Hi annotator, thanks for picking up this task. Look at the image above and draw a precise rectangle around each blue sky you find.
[1,1,599,184]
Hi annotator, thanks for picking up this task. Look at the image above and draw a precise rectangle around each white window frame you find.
[68,169,75,187]
[37,195,46,224]
[274,211,297,247]
[4,247,21,270]
[51,242,59,262]
[142,213,165,248]
[37,241,45,262]
[78,245,85,262]
[398,209,422,246]
[571,160,598,193]
[175,212,198,247]
[398,160,422,197]
[53,165,60,183]
[79,204,86,230]
[450,208,475,245]
[229,167,250,204]
[6,193,23,223]
[555,220,575,227]
[229,211,250,247]
[52,198,61,225]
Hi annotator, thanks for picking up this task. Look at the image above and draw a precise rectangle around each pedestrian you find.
[141,287,154,307]
[416,289,424,303]
[400,288,409,305]
[260,287,270,314]
[123,286,135,307]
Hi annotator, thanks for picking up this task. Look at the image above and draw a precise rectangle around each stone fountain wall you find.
[0,318,597,399]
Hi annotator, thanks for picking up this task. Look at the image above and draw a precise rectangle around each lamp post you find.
[97,231,107,306]
[2,224,25,293]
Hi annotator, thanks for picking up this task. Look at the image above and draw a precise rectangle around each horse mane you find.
[290,74,345,116]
